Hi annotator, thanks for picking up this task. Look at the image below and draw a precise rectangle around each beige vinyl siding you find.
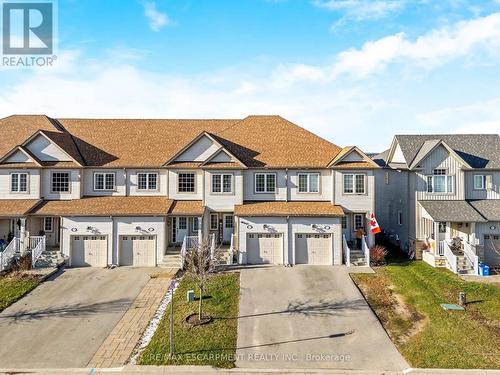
[465,171,500,200]
[204,170,244,211]
[0,169,41,199]
[415,145,465,201]
[333,170,375,212]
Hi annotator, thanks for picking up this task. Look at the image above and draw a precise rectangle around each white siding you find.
[175,135,219,162]
[128,169,167,196]
[26,134,73,162]
[204,170,243,211]
[237,216,342,265]
[465,171,500,200]
[60,217,113,263]
[82,169,126,196]
[415,145,465,201]
[333,170,375,212]
[168,170,203,200]
[0,169,41,199]
[41,169,81,200]
[243,170,287,201]
[289,170,331,201]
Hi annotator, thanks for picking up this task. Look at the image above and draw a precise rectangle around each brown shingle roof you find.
[1,115,343,168]
[202,162,242,169]
[0,199,42,217]
[333,161,377,169]
[31,196,173,216]
[234,201,344,217]
[168,200,205,216]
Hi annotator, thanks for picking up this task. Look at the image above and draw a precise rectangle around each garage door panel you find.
[71,236,107,267]
[295,233,332,265]
[247,233,282,264]
[484,235,500,266]
[120,235,156,267]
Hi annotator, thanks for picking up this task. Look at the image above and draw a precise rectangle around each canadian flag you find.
[370,212,381,234]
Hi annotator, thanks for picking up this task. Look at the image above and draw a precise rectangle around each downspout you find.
[285,169,289,202]
[331,169,335,205]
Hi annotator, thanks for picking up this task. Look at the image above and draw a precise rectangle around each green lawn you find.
[0,273,40,311]
[139,272,240,368]
[352,260,500,369]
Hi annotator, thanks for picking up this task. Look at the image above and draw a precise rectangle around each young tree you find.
[184,238,221,322]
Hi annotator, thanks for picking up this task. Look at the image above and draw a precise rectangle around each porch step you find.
[34,249,65,268]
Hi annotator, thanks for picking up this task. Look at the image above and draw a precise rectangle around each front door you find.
[223,214,233,243]
[176,217,188,244]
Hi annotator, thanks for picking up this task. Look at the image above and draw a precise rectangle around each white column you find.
[19,218,27,255]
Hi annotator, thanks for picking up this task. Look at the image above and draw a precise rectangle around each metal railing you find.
[0,237,19,271]
[31,236,46,268]
[463,241,479,275]
[442,240,458,274]
[362,235,370,266]
[342,234,350,267]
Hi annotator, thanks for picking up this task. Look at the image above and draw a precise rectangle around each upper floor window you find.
[473,175,492,190]
[212,174,233,194]
[178,173,195,193]
[255,173,276,193]
[298,173,319,193]
[51,172,70,193]
[10,172,28,193]
[427,169,453,193]
[138,172,158,190]
[94,172,115,191]
[343,174,365,194]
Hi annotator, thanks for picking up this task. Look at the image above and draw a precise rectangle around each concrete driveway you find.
[0,267,153,368]
[237,266,409,370]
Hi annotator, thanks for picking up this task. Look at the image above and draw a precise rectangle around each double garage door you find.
[246,232,332,265]
[70,235,156,267]
[484,235,500,266]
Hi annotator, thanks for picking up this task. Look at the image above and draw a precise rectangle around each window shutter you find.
[427,176,433,192]
[486,175,493,190]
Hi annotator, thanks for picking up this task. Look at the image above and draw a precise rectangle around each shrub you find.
[10,254,32,272]
[370,245,388,266]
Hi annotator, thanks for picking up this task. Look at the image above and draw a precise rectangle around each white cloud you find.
[275,12,500,81]
[417,98,500,134]
[142,1,171,31]
[314,0,403,20]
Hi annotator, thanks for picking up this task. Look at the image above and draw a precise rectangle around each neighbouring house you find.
[0,115,377,269]
[373,134,500,274]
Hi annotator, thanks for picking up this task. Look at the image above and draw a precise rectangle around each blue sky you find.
[1,0,500,152]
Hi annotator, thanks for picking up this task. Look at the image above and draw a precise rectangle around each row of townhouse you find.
[0,115,499,273]
[0,115,378,269]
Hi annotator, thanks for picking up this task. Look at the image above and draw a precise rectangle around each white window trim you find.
[93,172,116,191]
[427,173,454,194]
[43,217,53,232]
[192,217,200,232]
[177,171,197,194]
[354,214,364,231]
[297,172,320,194]
[50,171,71,194]
[10,172,29,194]
[472,174,486,190]
[137,172,159,191]
[254,172,277,194]
[211,173,234,194]
[210,213,218,230]
[343,173,366,195]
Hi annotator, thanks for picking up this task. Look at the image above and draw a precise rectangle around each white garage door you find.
[247,233,283,264]
[120,235,156,267]
[295,233,332,265]
[71,235,108,267]
[484,235,500,266]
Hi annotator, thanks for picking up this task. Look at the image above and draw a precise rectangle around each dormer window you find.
[427,169,453,193]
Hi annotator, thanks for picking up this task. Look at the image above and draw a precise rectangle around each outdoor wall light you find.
[246,225,253,229]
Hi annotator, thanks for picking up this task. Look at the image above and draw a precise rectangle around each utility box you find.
[187,290,195,302]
